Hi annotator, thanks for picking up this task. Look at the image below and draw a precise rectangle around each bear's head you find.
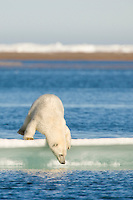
[46,133,67,164]
[45,123,68,164]
[50,142,67,164]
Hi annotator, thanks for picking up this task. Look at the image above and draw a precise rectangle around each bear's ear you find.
[52,144,58,147]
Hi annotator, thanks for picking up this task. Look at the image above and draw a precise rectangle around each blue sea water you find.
[0,61,133,199]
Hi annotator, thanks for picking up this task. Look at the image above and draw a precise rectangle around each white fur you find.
[18,94,71,164]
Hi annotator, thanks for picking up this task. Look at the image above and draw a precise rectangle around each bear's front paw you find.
[24,137,34,140]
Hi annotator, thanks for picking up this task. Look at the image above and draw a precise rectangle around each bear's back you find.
[29,94,64,118]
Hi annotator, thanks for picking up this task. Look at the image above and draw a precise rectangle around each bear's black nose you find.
[61,160,65,164]
[59,154,65,164]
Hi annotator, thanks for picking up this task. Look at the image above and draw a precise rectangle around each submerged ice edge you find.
[0,138,133,148]
[0,159,121,169]
[0,158,130,170]
[47,160,121,168]
[0,43,133,53]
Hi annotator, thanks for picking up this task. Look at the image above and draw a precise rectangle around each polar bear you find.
[18,94,71,164]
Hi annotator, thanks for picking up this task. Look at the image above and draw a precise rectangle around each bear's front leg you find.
[65,125,71,150]
[23,119,36,140]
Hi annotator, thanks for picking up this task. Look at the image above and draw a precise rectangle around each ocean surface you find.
[0,61,133,199]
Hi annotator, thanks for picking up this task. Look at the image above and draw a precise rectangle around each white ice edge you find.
[71,138,133,146]
[0,138,133,148]
[0,139,47,148]
[0,43,133,53]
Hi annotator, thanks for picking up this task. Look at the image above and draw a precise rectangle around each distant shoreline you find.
[0,52,133,61]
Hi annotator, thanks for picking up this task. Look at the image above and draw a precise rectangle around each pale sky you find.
[0,0,133,44]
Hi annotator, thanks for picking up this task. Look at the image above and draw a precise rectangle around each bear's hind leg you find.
[23,119,37,140]
[18,115,31,135]
[18,129,25,135]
